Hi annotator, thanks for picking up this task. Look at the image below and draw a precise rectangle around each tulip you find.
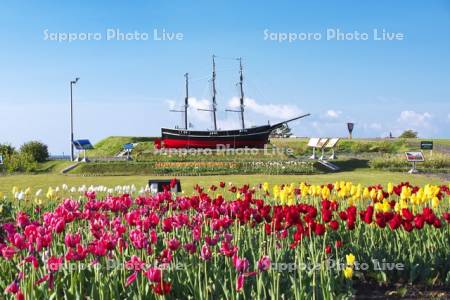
[144,267,162,283]
[257,255,271,272]
[200,244,212,261]
[343,267,353,279]
[346,253,355,266]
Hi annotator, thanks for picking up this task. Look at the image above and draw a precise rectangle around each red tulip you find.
[152,281,172,295]
[314,223,326,236]
[5,281,19,294]
[47,256,63,272]
[329,220,339,231]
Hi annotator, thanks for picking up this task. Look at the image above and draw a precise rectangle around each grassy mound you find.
[89,136,157,157]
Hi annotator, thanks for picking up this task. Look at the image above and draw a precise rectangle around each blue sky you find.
[0,0,449,154]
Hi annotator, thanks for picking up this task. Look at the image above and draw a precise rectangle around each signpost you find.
[123,143,134,160]
[317,138,329,160]
[148,179,182,193]
[420,141,433,156]
[405,151,425,174]
[347,123,354,139]
[307,138,321,159]
[325,138,340,160]
[73,139,94,162]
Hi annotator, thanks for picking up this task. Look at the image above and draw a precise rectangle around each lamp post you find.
[70,77,79,161]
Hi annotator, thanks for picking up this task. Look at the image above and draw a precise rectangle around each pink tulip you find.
[257,255,271,272]
[168,238,181,251]
[144,267,162,283]
[64,232,81,248]
[236,273,244,291]
[200,244,212,261]
[233,255,249,273]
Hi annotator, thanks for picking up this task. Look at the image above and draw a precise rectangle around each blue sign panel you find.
[123,143,134,150]
[73,139,94,150]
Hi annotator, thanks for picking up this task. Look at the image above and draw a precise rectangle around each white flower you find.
[16,191,25,201]
[62,184,68,191]
[35,189,42,197]
[70,187,76,193]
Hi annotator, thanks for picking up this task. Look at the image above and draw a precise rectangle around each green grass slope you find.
[89,136,156,156]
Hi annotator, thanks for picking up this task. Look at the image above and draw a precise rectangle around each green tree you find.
[19,141,49,162]
[0,143,15,156]
[399,130,418,139]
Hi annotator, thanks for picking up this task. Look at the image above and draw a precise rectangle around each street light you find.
[70,77,79,161]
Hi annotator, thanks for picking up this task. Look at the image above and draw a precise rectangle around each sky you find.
[0,0,449,154]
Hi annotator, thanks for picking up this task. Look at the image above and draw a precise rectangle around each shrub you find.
[399,130,418,138]
[19,141,49,162]
[370,153,450,172]
[5,152,38,173]
[0,143,15,156]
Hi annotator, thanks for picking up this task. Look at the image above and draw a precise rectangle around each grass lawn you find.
[0,170,447,195]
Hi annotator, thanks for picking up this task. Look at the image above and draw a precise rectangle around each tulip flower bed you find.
[1,181,449,299]
[71,160,317,176]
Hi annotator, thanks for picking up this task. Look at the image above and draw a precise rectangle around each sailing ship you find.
[161,56,310,149]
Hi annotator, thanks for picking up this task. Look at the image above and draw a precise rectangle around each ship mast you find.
[238,58,245,129]
[170,72,189,130]
[226,57,246,129]
[184,72,189,130]
[198,55,218,130]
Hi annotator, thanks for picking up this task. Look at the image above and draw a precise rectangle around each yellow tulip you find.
[374,202,383,212]
[377,190,384,202]
[343,267,353,279]
[263,182,269,192]
[321,186,330,199]
[369,189,377,201]
[382,200,391,213]
[387,182,393,194]
[363,187,370,199]
[346,253,356,266]
[431,197,439,209]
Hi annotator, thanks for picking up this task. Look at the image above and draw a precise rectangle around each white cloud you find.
[166,97,213,126]
[228,97,303,120]
[397,110,432,128]
[324,109,342,119]
[369,123,382,130]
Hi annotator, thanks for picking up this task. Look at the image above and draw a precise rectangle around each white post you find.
[309,147,317,160]
[329,148,337,160]
[319,147,325,160]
